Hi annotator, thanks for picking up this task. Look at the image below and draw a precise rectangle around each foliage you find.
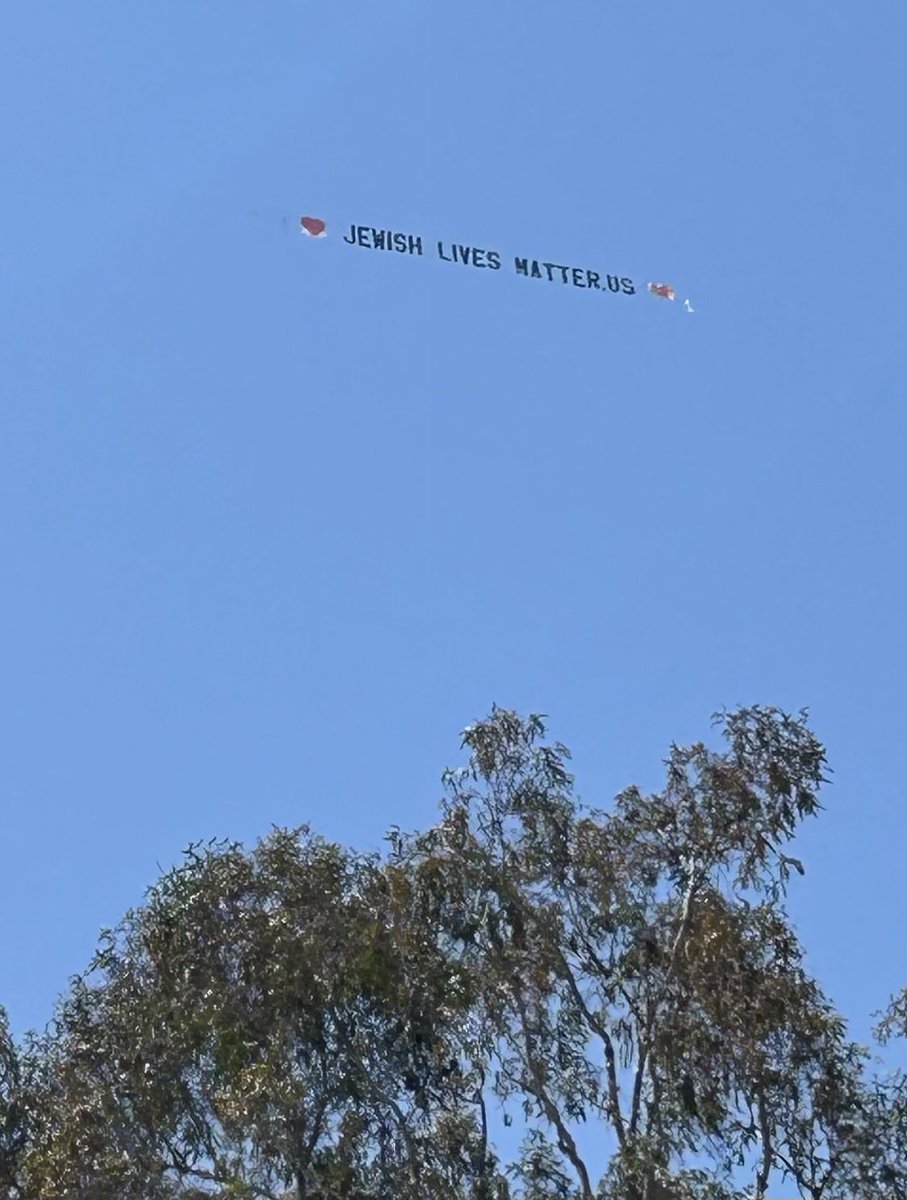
[0,1006,26,1196]
[2,706,903,1199]
[15,829,498,1199]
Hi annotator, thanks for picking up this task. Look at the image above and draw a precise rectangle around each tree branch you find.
[555,945,626,1147]
[512,987,594,1200]
[754,1089,772,1200]
[631,861,701,1136]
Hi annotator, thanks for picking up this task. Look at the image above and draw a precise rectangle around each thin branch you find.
[754,1089,772,1200]
[512,987,594,1200]
[554,946,626,1147]
[630,860,701,1135]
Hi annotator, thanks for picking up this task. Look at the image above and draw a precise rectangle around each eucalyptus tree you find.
[17,829,500,1200]
[0,1005,26,1197]
[11,704,902,1200]
[389,705,868,1200]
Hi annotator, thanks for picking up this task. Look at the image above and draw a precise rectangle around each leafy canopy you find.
[3,706,904,1200]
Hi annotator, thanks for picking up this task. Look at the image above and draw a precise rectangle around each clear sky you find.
[1,0,905,1070]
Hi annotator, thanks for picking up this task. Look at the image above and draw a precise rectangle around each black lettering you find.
[457,244,472,264]
[472,249,486,268]
[343,224,357,245]
[372,230,387,250]
[356,226,371,248]
[408,235,423,256]
[586,270,601,290]
[530,261,542,279]
[543,262,569,284]
[390,233,405,252]
[606,274,622,293]
[515,257,529,276]
[571,268,586,288]
[620,276,636,295]
[437,241,452,261]
[487,251,502,270]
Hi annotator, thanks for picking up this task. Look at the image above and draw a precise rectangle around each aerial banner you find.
[298,215,695,313]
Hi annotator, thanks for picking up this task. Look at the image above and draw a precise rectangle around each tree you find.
[0,1005,26,1197]
[390,705,896,1200]
[17,828,504,1200]
[6,705,904,1199]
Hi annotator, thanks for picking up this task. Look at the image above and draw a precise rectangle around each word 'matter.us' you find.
[514,258,635,294]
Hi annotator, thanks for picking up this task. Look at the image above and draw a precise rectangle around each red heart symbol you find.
[300,216,326,237]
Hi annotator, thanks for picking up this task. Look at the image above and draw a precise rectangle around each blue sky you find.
[1,0,905,1083]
